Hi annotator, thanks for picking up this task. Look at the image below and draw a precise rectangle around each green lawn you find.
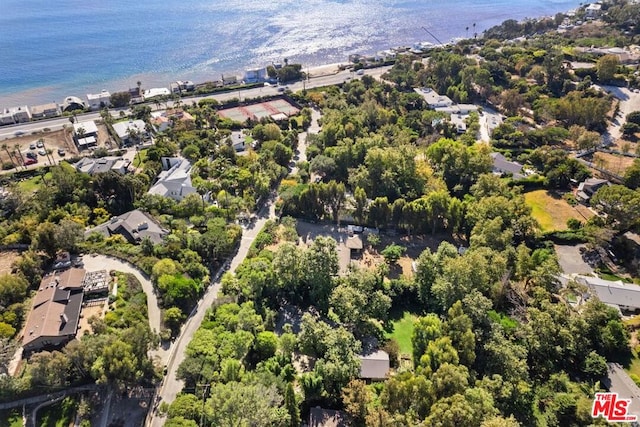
[386,311,416,357]
[0,409,23,427]
[36,396,77,427]
[17,171,53,192]
[133,148,148,167]
[524,190,593,232]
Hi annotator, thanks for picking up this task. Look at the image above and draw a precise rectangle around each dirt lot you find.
[593,151,636,175]
[0,129,77,166]
[77,300,107,338]
[0,251,20,274]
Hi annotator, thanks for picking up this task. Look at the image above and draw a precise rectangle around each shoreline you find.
[0,2,584,109]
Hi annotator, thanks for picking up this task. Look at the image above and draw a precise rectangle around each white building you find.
[148,157,197,201]
[585,3,602,18]
[244,67,268,83]
[73,120,99,149]
[414,88,454,108]
[143,87,171,99]
[0,106,31,124]
[30,103,60,119]
[86,90,111,111]
[112,119,148,146]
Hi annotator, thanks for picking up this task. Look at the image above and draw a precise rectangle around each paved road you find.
[148,197,277,427]
[605,363,640,419]
[81,255,166,362]
[0,66,391,142]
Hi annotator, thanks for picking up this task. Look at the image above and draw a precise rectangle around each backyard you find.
[386,311,416,357]
[524,190,593,232]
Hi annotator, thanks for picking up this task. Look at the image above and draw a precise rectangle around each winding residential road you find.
[148,197,277,427]
[81,255,165,362]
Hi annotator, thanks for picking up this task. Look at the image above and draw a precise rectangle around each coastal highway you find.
[0,65,391,141]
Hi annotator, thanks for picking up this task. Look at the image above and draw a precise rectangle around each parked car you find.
[57,148,65,156]
[36,140,44,148]
[24,158,37,166]
[38,149,46,156]
[29,143,36,150]
[26,151,37,159]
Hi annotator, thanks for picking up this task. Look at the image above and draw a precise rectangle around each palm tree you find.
[40,139,54,165]
[13,144,26,168]
[466,26,469,38]
[1,144,16,170]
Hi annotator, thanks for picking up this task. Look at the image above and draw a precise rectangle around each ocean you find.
[0,0,583,107]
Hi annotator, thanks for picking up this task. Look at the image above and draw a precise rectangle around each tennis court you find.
[218,97,300,122]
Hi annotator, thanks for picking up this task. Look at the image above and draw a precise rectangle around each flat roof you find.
[73,120,98,134]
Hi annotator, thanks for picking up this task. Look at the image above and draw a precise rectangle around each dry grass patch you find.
[0,251,20,274]
[524,190,593,232]
[593,152,636,175]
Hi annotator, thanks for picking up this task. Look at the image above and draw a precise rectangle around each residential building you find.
[143,87,171,100]
[0,106,31,124]
[346,235,364,256]
[244,67,268,83]
[490,152,525,179]
[435,104,479,115]
[165,108,195,125]
[308,408,348,427]
[86,90,111,111]
[62,96,86,112]
[112,119,148,146]
[222,75,238,86]
[585,3,602,18]
[577,275,640,312]
[576,178,610,204]
[74,156,131,175]
[30,102,60,119]
[88,209,168,244]
[359,349,390,380]
[230,132,246,152]
[73,120,99,150]
[449,114,468,134]
[414,88,453,108]
[170,80,195,94]
[151,112,171,132]
[22,269,86,353]
[148,157,197,201]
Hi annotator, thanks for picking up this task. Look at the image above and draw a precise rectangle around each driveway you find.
[148,196,277,427]
[599,85,640,142]
[81,254,166,363]
[554,244,593,275]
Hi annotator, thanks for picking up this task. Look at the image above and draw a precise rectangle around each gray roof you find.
[577,275,640,310]
[577,178,610,198]
[87,209,168,245]
[74,156,129,175]
[490,152,524,179]
[148,157,197,200]
[112,119,146,139]
[359,349,390,379]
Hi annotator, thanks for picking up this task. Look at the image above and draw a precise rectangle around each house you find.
[74,156,130,175]
[490,152,525,179]
[435,104,479,115]
[230,132,246,152]
[449,114,468,134]
[359,349,390,380]
[346,235,364,256]
[576,275,640,312]
[576,178,610,205]
[414,88,453,108]
[129,87,144,104]
[0,106,31,125]
[585,3,602,18]
[30,102,60,119]
[73,120,99,149]
[143,87,171,100]
[112,119,148,146]
[308,407,348,427]
[62,96,86,112]
[172,80,195,93]
[222,75,238,86]
[151,113,171,132]
[22,268,86,353]
[86,90,111,111]
[88,209,168,244]
[148,157,197,201]
[165,108,195,125]
[244,67,268,83]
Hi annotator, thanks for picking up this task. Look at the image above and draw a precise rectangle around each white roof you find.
[414,88,453,107]
[112,120,146,139]
[73,120,98,135]
[87,90,110,100]
[144,87,171,98]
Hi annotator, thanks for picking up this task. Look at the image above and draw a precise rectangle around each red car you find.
[24,158,37,166]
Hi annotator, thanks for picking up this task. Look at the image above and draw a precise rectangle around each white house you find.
[143,87,171,100]
[73,120,99,149]
[148,157,197,201]
[112,119,148,146]
[0,106,31,124]
[414,88,453,108]
[86,90,111,111]
[585,3,602,18]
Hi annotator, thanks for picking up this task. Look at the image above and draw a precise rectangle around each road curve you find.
[81,255,163,349]
[147,198,277,427]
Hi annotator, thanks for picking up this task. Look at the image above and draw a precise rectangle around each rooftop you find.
[359,349,390,379]
[88,209,168,245]
[576,275,640,310]
[490,152,525,179]
[73,120,99,135]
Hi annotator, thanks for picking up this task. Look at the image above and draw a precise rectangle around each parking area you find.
[555,244,594,275]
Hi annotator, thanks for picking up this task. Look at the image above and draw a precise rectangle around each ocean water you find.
[0,0,583,107]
